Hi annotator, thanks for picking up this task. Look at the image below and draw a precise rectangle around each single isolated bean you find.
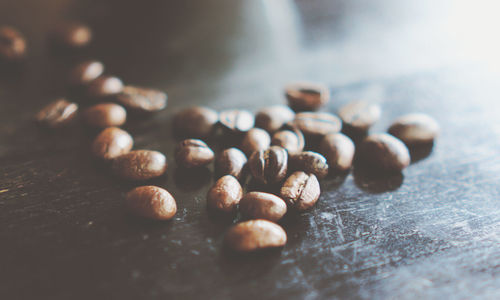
[359,133,410,172]
[289,151,329,179]
[293,112,342,138]
[115,86,167,113]
[35,99,78,128]
[248,146,288,185]
[285,81,330,111]
[239,192,287,222]
[388,113,440,146]
[175,139,214,168]
[52,21,92,48]
[88,75,124,98]
[206,175,243,214]
[338,100,381,132]
[91,127,133,160]
[216,147,247,180]
[271,127,305,154]
[0,26,26,60]
[173,106,219,138]
[113,150,167,180]
[224,219,287,253]
[83,102,126,128]
[240,128,271,156]
[69,60,104,85]
[255,105,295,133]
[319,133,355,171]
[280,171,320,211]
[126,186,176,220]
[219,109,254,133]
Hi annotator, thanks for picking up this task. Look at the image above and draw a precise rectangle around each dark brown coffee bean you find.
[319,133,355,171]
[173,106,219,138]
[225,219,287,253]
[338,101,381,132]
[360,133,410,171]
[219,109,254,133]
[240,128,271,156]
[206,175,243,214]
[69,60,104,85]
[113,150,167,180]
[91,127,133,160]
[239,192,287,222]
[285,81,330,111]
[289,151,329,179]
[115,86,167,113]
[52,21,92,48]
[0,26,26,60]
[388,113,439,146]
[248,146,288,185]
[280,171,320,211]
[126,186,176,220]
[293,112,342,138]
[175,139,214,168]
[88,75,124,98]
[271,127,305,154]
[255,105,295,133]
[83,103,126,128]
[216,148,247,180]
[35,99,78,128]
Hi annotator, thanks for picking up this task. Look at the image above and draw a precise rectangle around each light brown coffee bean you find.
[83,103,126,128]
[69,60,104,85]
[175,139,214,168]
[219,109,254,133]
[271,127,305,154]
[91,127,133,160]
[216,148,247,180]
[360,133,410,172]
[115,86,167,113]
[225,219,287,253]
[319,133,355,171]
[280,171,320,211]
[240,128,271,156]
[255,105,295,133]
[289,151,329,179]
[285,81,330,111]
[0,26,26,60]
[206,175,243,214]
[338,101,381,132]
[173,106,219,138]
[248,146,288,185]
[388,113,440,146]
[113,150,167,180]
[239,192,287,222]
[35,99,78,128]
[293,112,342,138]
[52,21,92,48]
[88,75,124,98]
[126,186,176,220]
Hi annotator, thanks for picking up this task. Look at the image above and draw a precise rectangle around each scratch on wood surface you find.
[0,188,9,193]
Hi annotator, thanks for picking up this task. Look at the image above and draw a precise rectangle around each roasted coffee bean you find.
[126,186,176,220]
[293,112,342,138]
[271,127,305,154]
[216,147,247,180]
[225,219,287,253]
[219,109,254,133]
[255,105,295,133]
[173,106,218,138]
[83,103,126,128]
[113,150,167,180]
[69,60,104,85]
[388,113,440,146]
[319,133,355,171]
[248,146,288,185]
[285,81,330,111]
[175,139,214,168]
[91,127,133,160]
[289,151,329,179]
[0,26,26,60]
[115,86,167,113]
[88,75,124,98]
[240,128,271,156]
[280,171,320,211]
[360,133,410,172]
[52,21,92,48]
[338,100,381,132]
[35,99,78,128]
[206,175,243,214]
[239,192,287,222]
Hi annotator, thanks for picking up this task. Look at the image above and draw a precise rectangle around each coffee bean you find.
[224,219,287,253]
[126,186,176,220]
[173,106,218,139]
[175,139,214,168]
[293,112,342,138]
[280,171,320,211]
[216,148,247,180]
[248,146,288,185]
[289,151,329,179]
[255,105,295,133]
[360,133,410,172]
[88,75,124,98]
[35,99,78,128]
[285,81,330,111]
[52,21,92,48]
[83,103,127,128]
[0,26,26,60]
[388,113,439,146]
[271,127,305,154]
[239,192,287,222]
[115,86,167,113]
[69,60,104,85]
[319,133,355,171]
[91,127,133,160]
[206,175,243,214]
[240,128,271,156]
[219,109,254,133]
[338,101,381,132]
[113,150,167,180]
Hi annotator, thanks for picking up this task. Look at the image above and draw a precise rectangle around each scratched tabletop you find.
[1,0,499,299]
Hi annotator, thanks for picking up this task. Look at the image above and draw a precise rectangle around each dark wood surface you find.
[1,0,499,299]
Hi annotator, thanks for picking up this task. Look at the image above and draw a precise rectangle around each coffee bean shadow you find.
[245,178,282,195]
[341,125,368,145]
[173,166,212,192]
[322,170,350,190]
[0,60,27,85]
[409,141,435,164]
[353,165,404,194]
[218,245,284,278]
